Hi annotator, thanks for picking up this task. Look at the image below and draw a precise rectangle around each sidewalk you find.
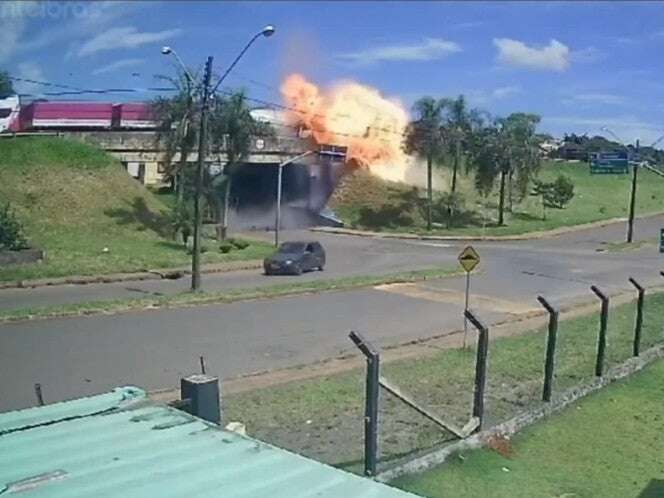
[0,259,263,290]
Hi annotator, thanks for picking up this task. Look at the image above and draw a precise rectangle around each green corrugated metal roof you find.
[1,387,417,497]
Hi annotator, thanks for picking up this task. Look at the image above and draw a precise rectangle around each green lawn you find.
[222,292,664,469]
[331,161,664,236]
[0,137,272,282]
[393,359,664,498]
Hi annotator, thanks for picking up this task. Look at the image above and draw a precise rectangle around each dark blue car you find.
[264,241,326,275]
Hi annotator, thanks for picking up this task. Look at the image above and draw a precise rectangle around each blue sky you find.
[2,1,664,143]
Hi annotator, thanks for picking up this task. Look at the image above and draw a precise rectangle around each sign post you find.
[458,246,481,348]
[660,229,664,254]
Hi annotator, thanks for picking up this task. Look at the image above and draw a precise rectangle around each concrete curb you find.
[376,343,664,482]
[0,260,264,290]
[312,211,664,242]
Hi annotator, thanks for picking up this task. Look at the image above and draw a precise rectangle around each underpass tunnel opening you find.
[228,159,346,230]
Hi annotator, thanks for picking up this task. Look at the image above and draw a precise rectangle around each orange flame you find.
[280,74,410,180]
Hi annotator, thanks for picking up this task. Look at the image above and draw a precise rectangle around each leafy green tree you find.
[208,90,272,240]
[0,71,14,98]
[404,97,447,230]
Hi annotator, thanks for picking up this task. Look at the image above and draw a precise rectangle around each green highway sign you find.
[590,151,629,174]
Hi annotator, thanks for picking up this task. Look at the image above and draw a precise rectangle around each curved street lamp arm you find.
[210,32,263,95]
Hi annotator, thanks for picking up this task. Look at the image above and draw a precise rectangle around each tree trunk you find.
[498,170,507,226]
[508,170,514,213]
[451,138,460,194]
[220,176,232,241]
[176,171,184,202]
[426,154,433,231]
[447,138,461,229]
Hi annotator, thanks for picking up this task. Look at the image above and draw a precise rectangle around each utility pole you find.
[191,56,213,291]
[627,139,639,243]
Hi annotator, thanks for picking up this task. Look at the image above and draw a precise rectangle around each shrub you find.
[227,238,250,250]
[0,203,29,250]
[169,201,194,246]
[432,192,464,227]
[550,174,575,208]
[219,242,234,254]
[532,175,575,213]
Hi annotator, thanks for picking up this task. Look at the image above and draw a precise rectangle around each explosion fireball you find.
[280,74,411,182]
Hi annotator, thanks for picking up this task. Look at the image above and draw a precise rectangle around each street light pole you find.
[162,26,275,292]
[627,139,639,244]
[275,150,315,247]
[600,127,641,243]
[191,56,214,292]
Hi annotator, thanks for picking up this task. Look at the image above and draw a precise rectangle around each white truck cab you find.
[0,94,20,133]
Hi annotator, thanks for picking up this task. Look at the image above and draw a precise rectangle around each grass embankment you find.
[219,292,664,470]
[0,266,456,322]
[394,359,664,498]
[0,137,272,282]
[330,161,664,236]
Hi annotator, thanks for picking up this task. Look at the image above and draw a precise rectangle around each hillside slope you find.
[329,161,664,235]
[0,137,269,281]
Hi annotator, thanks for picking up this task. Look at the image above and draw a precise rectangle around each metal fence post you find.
[628,277,645,357]
[349,331,380,477]
[536,296,559,402]
[463,310,489,431]
[590,285,609,377]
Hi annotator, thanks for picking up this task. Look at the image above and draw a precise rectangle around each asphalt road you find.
[0,231,458,311]
[1,215,663,411]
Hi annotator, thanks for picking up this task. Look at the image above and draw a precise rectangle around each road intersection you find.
[1,215,662,411]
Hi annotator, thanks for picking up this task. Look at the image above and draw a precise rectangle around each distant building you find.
[539,139,561,157]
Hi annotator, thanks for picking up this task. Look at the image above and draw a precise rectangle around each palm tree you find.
[151,70,199,202]
[502,113,542,212]
[208,90,272,240]
[439,95,485,226]
[404,97,446,231]
[472,114,541,226]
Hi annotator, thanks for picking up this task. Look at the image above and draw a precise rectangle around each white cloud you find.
[464,85,522,106]
[77,26,182,57]
[337,38,461,65]
[0,1,40,63]
[492,85,521,99]
[493,38,570,71]
[565,93,625,106]
[92,58,145,75]
[13,62,45,96]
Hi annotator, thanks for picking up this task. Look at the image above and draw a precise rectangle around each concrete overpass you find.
[61,130,312,185]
